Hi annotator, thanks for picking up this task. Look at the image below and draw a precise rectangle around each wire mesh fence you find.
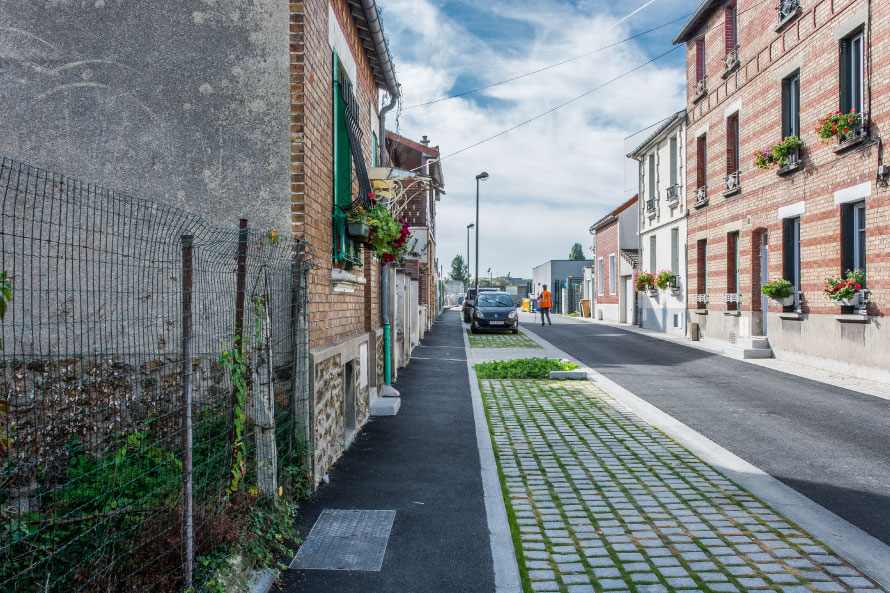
[0,156,311,592]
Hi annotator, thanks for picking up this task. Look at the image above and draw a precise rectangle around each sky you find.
[381,0,699,281]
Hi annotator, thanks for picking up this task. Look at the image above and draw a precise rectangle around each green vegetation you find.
[565,312,579,317]
[474,357,578,379]
[467,330,541,349]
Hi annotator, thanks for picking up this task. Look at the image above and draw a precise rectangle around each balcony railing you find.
[724,171,741,195]
[694,294,708,304]
[666,184,680,202]
[646,198,656,213]
[694,186,708,208]
[725,292,741,311]
[777,0,801,22]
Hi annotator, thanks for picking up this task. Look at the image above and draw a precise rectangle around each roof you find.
[627,110,686,158]
[673,0,722,44]
[346,0,399,96]
[589,195,639,233]
[385,132,445,189]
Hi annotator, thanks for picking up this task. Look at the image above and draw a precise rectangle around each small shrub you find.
[474,358,578,379]
[655,270,675,291]
[634,272,655,292]
[761,278,793,299]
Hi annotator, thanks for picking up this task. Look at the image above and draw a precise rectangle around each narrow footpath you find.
[521,314,890,547]
[281,311,493,592]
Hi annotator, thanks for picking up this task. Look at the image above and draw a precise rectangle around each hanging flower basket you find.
[761,278,794,307]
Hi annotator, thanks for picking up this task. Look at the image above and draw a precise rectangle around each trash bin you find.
[580,299,591,318]
[688,322,700,341]
[522,298,530,312]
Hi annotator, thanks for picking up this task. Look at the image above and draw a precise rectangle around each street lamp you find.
[466,223,474,288]
[475,172,489,296]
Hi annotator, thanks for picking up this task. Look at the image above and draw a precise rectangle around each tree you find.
[449,255,468,281]
[569,242,585,260]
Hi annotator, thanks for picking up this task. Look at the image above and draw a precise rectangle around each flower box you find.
[347,221,370,241]
[771,295,795,307]
[831,291,863,307]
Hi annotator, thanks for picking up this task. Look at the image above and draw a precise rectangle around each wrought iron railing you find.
[693,79,707,99]
[666,184,680,202]
[694,186,708,207]
[723,46,740,72]
[777,0,801,21]
[646,198,656,212]
[725,171,741,193]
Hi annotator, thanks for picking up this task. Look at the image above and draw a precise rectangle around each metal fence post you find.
[181,235,195,589]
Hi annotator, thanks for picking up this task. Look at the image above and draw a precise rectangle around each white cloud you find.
[384,0,687,278]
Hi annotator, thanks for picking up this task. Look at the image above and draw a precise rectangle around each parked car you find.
[470,292,519,334]
[462,287,499,322]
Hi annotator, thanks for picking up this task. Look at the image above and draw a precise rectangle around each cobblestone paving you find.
[481,378,886,593]
[467,329,542,349]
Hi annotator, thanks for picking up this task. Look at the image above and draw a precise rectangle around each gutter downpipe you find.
[360,0,401,388]
[636,157,644,328]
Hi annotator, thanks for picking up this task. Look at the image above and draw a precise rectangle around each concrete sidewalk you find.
[281,311,494,593]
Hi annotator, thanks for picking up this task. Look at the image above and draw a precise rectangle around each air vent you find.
[728,330,737,344]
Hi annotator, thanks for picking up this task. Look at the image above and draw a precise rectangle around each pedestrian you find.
[539,284,552,326]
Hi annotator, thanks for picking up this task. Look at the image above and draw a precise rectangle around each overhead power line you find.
[434,46,682,164]
[403,13,693,110]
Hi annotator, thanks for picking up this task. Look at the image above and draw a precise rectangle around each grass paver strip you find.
[479,378,885,593]
[467,329,542,349]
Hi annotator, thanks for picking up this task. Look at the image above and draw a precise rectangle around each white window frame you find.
[849,32,864,114]
[597,257,604,296]
[853,202,866,270]
[609,254,617,295]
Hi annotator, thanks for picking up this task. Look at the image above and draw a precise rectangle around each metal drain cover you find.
[291,509,396,571]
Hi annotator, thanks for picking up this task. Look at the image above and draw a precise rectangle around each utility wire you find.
[403,13,692,109]
[434,46,682,164]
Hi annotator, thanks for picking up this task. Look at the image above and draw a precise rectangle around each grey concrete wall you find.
[0,0,290,232]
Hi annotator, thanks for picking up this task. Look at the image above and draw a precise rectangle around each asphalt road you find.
[282,312,493,592]
[523,314,890,547]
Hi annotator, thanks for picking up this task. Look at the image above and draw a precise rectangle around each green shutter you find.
[332,53,360,267]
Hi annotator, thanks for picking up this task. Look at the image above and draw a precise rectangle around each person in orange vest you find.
[539,284,552,326]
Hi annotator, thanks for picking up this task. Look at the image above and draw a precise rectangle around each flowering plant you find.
[816,109,862,143]
[364,200,411,263]
[824,268,865,302]
[634,272,655,292]
[655,270,675,291]
[761,278,793,299]
[753,136,801,169]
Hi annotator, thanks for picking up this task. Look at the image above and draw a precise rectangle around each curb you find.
[463,328,523,593]
[247,569,276,593]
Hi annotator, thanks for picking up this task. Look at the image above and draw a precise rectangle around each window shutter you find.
[696,38,705,80]
[839,39,851,114]
[841,204,854,274]
[670,137,678,186]
[781,78,792,139]
[648,155,656,199]
[650,236,657,273]
[783,219,795,283]
[671,229,679,275]
[724,7,735,52]
[696,136,706,188]
[726,117,737,174]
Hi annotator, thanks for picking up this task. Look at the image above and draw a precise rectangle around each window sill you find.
[693,309,708,315]
[835,314,869,324]
[692,89,708,104]
[775,8,802,32]
[693,198,708,209]
[332,268,366,293]
[723,310,741,317]
[647,210,657,219]
[777,161,803,176]
[832,134,867,154]
[778,312,802,320]
[723,186,742,198]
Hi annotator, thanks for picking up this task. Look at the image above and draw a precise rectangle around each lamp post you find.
[474,172,489,297]
[466,223,474,289]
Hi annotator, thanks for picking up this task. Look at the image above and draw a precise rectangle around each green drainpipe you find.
[382,262,392,385]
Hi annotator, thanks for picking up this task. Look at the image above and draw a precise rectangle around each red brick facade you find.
[593,220,619,305]
[678,0,889,377]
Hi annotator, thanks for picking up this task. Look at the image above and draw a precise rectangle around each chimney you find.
[420,135,430,146]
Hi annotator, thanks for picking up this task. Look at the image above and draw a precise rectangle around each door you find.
[760,235,768,335]
[625,277,634,324]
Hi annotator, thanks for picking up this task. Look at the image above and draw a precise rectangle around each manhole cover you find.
[291,509,396,571]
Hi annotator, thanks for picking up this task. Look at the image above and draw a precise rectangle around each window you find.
[840,31,864,115]
[649,236,657,273]
[597,257,604,296]
[609,254,617,295]
[782,71,801,139]
[648,154,656,201]
[724,4,737,52]
[696,135,707,189]
[728,232,740,310]
[669,136,678,187]
[671,228,679,276]
[726,114,739,174]
[783,218,801,304]
[696,37,706,81]
[697,239,708,306]
[842,202,866,275]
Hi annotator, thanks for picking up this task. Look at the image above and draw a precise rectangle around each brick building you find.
[289,0,401,479]
[386,132,445,329]
[590,196,639,324]
[675,0,889,379]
